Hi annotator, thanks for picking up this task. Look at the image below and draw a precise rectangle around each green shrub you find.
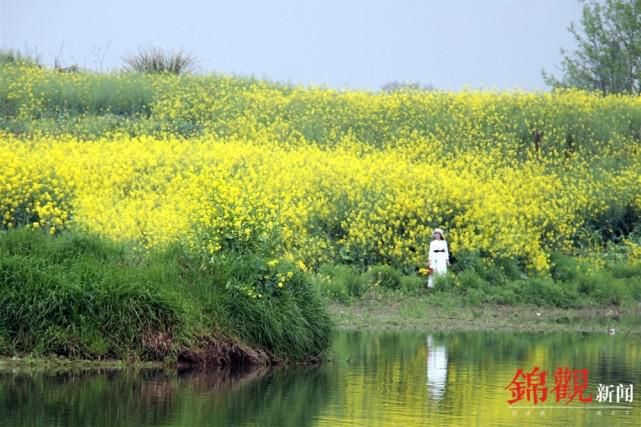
[489,285,519,305]
[457,270,486,289]
[450,250,514,286]
[610,262,641,279]
[514,278,577,308]
[464,288,486,305]
[327,281,350,302]
[494,257,525,281]
[317,263,366,300]
[450,250,484,274]
[628,278,641,300]
[365,264,402,290]
[576,272,599,295]
[550,252,583,282]
[434,271,458,290]
[591,276,631,306]
[312,271,349,303]
[475,258,506,285]
[586,204,640,245]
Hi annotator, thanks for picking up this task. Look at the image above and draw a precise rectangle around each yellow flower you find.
[267,259,279,267]
[1,73,637,278]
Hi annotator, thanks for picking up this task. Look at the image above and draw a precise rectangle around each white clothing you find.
[428,239,449,288]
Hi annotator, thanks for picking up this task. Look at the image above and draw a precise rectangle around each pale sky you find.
[0,0,583,91]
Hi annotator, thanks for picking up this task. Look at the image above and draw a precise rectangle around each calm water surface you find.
[1,331,639,426]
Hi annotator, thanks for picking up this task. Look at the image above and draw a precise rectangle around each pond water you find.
[1,331,639,426]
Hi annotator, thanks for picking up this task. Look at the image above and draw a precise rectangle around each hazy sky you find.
[1,0,583,91]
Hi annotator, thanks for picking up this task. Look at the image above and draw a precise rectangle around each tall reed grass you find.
[122,46,196,75]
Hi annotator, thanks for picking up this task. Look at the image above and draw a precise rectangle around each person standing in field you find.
[428,228,449,288]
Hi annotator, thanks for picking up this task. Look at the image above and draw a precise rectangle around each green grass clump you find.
[122,46,196,75]
[0,229,187,358]
[315,264,366,302]
[365,264,402,290]
[0,229,332,362]
[206,253,332,360]
[400,275,424,294]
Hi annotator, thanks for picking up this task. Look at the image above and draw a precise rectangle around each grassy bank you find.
[328,294,641,334]
[0,229,332,364]
[313,254,641,333]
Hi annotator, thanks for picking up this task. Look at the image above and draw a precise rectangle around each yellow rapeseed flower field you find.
[1,64,641,273]
[1,131,639,273]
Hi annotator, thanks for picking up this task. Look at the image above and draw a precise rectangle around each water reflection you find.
[0,331,640,426]
[425,334,448,401]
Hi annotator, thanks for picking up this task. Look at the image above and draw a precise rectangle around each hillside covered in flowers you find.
[2,63,640,275]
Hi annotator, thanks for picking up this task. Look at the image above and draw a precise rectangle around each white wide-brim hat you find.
[432,228,445,238]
